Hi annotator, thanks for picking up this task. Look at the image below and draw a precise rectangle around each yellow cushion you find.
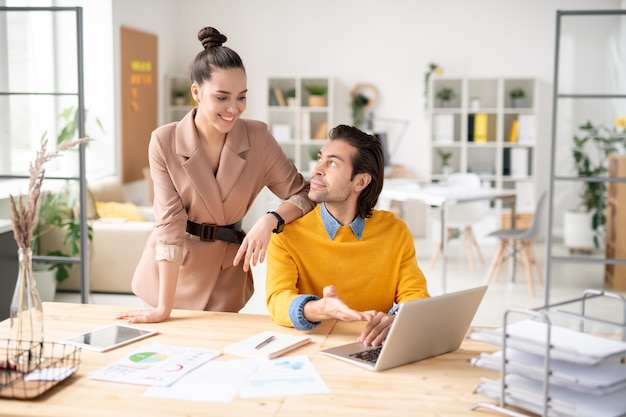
[95,201,146,222]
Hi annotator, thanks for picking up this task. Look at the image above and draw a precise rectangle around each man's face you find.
[308,140,357,203]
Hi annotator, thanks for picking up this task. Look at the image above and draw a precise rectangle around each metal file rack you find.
[0,6,90,303]
[470,289,626,417]
[545,9,626,306]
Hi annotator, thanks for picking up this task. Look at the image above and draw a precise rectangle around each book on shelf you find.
[508,119,519,143]
[432,114,454,144]
[268,88,279,106]
[511,147,529,178]
[473,113,488,143]
[301,110,311,139]
[223,331,311,359]
[274,87,287,107]
[467,114,475,142]
[314,121,328,140]
[517,114,535,144]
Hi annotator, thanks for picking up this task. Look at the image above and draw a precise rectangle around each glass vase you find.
[9,247,44,365]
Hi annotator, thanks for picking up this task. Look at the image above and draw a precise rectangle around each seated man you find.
[266,124,430,347]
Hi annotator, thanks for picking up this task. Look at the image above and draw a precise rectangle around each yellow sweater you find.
[266,205,430,327]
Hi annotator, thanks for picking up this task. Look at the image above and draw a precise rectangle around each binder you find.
[474,113,488,143]
[433,114,454,143]
[508,119,519,143]
[517,115,535,144]
[467,114,475,142]
[511,147,529,178]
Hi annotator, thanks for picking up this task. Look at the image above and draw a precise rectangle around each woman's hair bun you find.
[198,27,227,49]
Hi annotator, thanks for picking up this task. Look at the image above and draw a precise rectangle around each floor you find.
[54,237,626,328]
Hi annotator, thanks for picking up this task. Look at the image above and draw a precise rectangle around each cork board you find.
[120,26,158,183]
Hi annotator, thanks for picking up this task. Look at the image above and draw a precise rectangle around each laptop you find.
[320,285,488,371]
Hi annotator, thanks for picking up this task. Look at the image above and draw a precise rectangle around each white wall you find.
[108,0,623,225]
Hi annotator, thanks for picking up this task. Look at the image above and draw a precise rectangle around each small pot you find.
[308,95,326,107]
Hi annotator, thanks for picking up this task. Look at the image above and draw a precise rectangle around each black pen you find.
[254,335,276,350]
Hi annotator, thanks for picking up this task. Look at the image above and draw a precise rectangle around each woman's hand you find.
[116,306,171,324]
[233,214,274,271]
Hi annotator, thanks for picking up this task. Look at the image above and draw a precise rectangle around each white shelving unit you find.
[163,73,193,123]
[267,77,334,175]
[428,77,537,211]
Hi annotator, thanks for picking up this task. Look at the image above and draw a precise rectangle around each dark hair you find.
[191,27,245,84]
[328,124,384,218]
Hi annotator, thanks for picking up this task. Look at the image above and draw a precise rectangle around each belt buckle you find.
[200,223,217,241]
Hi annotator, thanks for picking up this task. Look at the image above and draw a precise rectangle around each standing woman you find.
[117,27,314,323]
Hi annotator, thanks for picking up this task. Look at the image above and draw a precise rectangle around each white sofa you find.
[42,176,153,293]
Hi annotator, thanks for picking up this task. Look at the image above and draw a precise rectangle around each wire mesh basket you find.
[0,339,81,400]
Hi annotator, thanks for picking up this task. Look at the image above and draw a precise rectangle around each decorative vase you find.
[9,248,44,365]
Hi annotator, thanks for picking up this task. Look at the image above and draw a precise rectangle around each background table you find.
[380,179,517,292]
[0,303,500,417]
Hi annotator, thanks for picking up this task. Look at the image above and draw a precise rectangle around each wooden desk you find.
[0,303,499,417]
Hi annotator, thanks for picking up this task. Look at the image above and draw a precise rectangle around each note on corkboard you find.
[120,26,158,184]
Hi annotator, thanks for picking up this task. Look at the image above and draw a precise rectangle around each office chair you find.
[483,191,546,296]
[430,173,489,273]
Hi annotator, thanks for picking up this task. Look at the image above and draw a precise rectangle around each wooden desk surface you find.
[0,303,500,417]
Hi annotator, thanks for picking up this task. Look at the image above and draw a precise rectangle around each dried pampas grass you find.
[9,138,91,251]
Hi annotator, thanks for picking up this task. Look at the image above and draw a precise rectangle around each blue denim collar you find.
[320,203,364,240]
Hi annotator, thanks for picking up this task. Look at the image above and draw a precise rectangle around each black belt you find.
[186,220,245,244]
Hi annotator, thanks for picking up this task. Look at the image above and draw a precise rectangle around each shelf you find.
[267,77,333,173]
[428,77,537,209]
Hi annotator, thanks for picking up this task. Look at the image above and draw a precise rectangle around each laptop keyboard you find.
[349,346,382,364]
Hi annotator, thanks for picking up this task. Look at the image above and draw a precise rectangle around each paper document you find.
[476,374,626,417]
[88,343,221,386]
[238,355,329,398]
[472,349,626,395]
[145,359,259,402]
[467,320,626,364]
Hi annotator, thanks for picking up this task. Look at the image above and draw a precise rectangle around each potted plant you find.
[437,149,453,175]
[285,88,297,107]
[564,120,626,252]
[509,88,526,108]
[436,88,455,108]
[304,84,328,107]
[173,89,187,105]
[33,183,94,300]
[308,145,322,172]
[351,93,369,129]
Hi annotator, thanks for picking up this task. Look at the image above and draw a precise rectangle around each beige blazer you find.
[132,109,312,312]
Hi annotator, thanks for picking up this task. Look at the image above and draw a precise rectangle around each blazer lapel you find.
[216,120,249,199]
[176,110,225,223]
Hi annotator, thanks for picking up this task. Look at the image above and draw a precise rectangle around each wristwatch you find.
[267,211,285,234]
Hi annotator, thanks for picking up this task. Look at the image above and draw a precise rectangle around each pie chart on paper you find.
[129,351,168,364]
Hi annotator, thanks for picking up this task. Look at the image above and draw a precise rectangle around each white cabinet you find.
[267,77,334,175]
[429,77,537,198]
[164,74,193,123]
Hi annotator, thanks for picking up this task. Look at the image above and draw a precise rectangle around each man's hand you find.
[358,312,395,347]
[303,285,374,323]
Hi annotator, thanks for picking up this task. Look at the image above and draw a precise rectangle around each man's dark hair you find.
[328,124,384,218]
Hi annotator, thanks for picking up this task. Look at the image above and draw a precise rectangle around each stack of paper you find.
[468,319,626,416]
[476,374,626,417]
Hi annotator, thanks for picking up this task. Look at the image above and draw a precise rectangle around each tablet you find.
[61,324,158,352]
